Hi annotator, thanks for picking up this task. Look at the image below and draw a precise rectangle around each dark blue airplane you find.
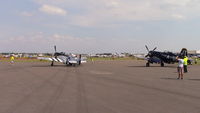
[145,45,187,67]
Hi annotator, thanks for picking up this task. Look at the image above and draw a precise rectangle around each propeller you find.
[145,45,149,52]
[152,47,157,51]
[145,54,149,57]
[51,45,57,66]
[54,45,57,52]
[145,45,157,57]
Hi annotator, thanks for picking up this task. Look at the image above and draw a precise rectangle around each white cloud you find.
[34,0,68,5]
[32,0,200,27]
[0,33,97,53]
[39,4,67,16]
[171,14,185,20]
[20,11,34,17]
[0,33,141,53]
[164,0,191,6]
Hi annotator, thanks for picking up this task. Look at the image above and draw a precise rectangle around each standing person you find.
[78,54,82,65]
[177,57,184,79]
[195,58,198,64]
[10,55,15,64]
[183,56,188,73]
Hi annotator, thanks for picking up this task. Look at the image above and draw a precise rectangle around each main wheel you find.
[161,62,164,67]
[51,61,54,66]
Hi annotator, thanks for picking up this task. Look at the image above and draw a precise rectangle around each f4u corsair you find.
[38,46,87,67]
[145,45,187,67]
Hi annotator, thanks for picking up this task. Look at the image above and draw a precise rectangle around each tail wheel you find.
[146,62,150,67]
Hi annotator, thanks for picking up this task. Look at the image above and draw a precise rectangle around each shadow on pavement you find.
[128,65,177,68]
[31,65,67,68]
[161,78,200,81]
[160,77,179,80]
[187,79,200,81]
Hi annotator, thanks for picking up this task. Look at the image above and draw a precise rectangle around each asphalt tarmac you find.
[0,60,200,113]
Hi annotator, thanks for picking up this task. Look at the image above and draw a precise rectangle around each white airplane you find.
[38,46,87,67]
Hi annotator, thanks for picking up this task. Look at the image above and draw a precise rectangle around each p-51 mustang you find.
[38,46,87,67]
[145,45,187,67]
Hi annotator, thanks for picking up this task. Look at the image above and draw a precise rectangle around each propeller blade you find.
[145,54,149,57]
[115,52,119,56]
[153,47,157,51]
[54,45,57,52]
[145,45,149,52]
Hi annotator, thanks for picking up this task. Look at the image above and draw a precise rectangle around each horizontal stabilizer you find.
[69,60,78,64]
[81,60,87,63]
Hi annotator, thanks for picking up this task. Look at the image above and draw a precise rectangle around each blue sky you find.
[0,0,200,53]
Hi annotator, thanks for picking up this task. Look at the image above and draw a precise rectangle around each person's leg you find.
[185,65,188,73]
[184,65,186,73]
[177,67,180,79]
[181,68,183,79]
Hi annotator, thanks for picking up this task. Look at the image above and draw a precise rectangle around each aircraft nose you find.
[148,53,151,56]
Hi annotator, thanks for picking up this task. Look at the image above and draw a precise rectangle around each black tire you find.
[146,62,150,67]
[66,61,70,66]
[51,61,54,66]
[161,62,164,67]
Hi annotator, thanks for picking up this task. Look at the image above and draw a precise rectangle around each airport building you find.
[196,50,200,54]
[188,50,197,54]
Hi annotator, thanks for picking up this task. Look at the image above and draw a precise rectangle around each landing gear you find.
[161,62,164,67]
[72,64,76,67]
[66,60,70,66]
[51,61,54,66]
[146,62,150,67]
[78,60,81,65]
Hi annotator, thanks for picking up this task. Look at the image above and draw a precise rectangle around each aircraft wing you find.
[37,57,53,61]
[134,54,146,60]
[68,60,78,64]
[68,59,87,64]
[38,56,87,64]
[37,57,65,63]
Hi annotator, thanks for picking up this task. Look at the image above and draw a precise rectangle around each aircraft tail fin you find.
[179,48,187,58]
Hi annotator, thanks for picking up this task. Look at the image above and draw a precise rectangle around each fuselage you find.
[148,51,177,64]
